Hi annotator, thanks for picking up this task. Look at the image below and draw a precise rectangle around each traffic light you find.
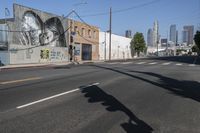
[70,36,73,43]
[69,45,73,50]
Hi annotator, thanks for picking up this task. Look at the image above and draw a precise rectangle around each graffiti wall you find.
[9,44,68,64]
[1,4,69,64]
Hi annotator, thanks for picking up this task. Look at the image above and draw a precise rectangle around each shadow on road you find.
[130,70,200,102]
[93,65,200,103]
[54,65,71,69]
[81,85,153,133]
[149,56,200,65]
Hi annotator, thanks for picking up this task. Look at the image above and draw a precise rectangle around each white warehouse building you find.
[99,31,132,60]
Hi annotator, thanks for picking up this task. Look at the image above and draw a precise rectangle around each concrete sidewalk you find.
[0,62,70,70]
[0,60,104,70]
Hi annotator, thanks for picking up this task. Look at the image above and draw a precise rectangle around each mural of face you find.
[20,11,42,46]
[20,11,66,47]
[44,17,66,47]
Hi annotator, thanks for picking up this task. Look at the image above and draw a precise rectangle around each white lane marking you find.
[16,82,100,109]
[148,62,158,65]
[108,62,119,65]
[0,77,42,85]
[189,64,196,67]
[162,62,172,65]
[136,62,146,65]
[176,63,183,66]
[121,62,132,65]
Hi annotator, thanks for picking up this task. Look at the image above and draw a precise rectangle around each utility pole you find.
[157,40,159,56]
[5,8,10,52]
[104,32,107,60]
[166,31,168,56]
[109,7,112,60]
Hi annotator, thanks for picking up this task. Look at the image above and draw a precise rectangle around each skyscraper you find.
[161,38,168,47]
[183,25,194,45]
[147,28,153,47]
[153,20,159,47]
[176,30,178,46]
[169,25,176,44]
[182,30,189,44]
[125,30,132,38]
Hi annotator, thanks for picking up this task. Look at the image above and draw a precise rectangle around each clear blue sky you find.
[0,0,199,41]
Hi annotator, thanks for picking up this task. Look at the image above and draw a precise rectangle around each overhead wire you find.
[1,11,75,51]
[80,0,160,17]
[9,25,72,51]
[0,10,74,33]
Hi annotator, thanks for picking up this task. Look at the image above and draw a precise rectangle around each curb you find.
[0,61,99,71]
[0,64,54,71]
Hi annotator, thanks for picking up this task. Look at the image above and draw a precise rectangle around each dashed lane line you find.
[108,62,120,65]
[162,62,172,65]
[148,62,158,65]
[16,82,100,109]
[136,62,146,65]
[175,63,183,66]
[189,64,196,67]
[121,62,133,65]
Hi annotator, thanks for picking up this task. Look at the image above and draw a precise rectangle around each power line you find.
[80,0,160,17]
[9,25,71,51]
[0,11,74,33]
[73,11,95,29]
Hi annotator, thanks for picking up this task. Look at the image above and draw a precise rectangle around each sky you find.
[0,0,199,41]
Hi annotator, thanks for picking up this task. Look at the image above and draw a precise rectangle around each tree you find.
[192,45,199,53]
[194,31,200,55]
[130,32,146,57]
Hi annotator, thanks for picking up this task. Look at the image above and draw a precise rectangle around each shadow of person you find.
[81,85,153,133]
[121,119,153,133]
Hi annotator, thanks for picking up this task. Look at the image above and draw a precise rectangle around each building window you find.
[81,28,85,36]
[93,31,96,39]
[74,26,78,33]
[88,29,91,38]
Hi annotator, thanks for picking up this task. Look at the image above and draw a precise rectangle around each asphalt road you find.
[0,56,200,133]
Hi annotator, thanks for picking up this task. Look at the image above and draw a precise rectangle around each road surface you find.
[0,56,200,133]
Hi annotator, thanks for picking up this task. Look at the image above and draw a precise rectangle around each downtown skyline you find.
[147,22,195,46]
[0,0,199,40]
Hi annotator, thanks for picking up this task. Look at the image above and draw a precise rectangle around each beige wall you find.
[67,19,99,61]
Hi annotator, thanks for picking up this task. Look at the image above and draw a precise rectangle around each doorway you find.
[82,44,92,60]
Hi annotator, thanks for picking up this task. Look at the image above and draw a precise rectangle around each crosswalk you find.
[162,62,172,65]
[106,61,198,67]
[148,62,158,65]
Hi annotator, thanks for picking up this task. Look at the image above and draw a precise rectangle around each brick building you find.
[67,19,99,62]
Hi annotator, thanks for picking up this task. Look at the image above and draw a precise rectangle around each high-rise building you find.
[176,30,178,46]
[125,30,132,38]
[169,25,176,44]
[183,25,194,45]
[161,38,168,47]
[147,28,153,47]
[182,30,189,44]
[153,20,159,47]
